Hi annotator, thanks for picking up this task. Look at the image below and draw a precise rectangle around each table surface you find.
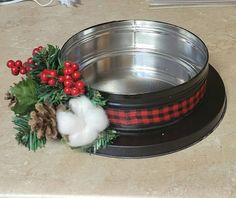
[0,1,236,197]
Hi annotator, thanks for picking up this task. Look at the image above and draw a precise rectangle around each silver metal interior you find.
[61,20,208,95]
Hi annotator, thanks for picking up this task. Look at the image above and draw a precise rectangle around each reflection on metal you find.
[61,20,208,95]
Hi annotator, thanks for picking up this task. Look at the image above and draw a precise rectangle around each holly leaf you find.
[10,78,37,115]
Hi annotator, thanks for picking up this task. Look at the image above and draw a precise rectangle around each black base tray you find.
[96,65,227,158]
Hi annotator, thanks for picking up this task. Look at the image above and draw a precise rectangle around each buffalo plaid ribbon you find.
[106,81,207,126]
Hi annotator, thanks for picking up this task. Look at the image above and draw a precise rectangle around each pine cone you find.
[28,103,58,140]
[4,92,16,107]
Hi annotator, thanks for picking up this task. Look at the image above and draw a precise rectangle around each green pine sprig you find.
[13,115,46,151]
[87,86,107,107]
[81,129,118,154]
[29,44,61,82]
[27,44,71,106]
[36,83,72,106]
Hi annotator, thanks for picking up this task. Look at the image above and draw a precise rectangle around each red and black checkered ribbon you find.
[106,81,207,127]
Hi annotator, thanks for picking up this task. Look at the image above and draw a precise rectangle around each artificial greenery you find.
[30,45,61,75]
[6,44,118,153]
[36,83,72,106]
[9,45,65,151]
[87,86,107,107]
[82,129,118,154]
[27,45,71,106]
[10,78,37,115]
[13,115,46,151]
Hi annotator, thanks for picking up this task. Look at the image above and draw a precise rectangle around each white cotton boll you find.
[56,111,85,135]
[68,128,99,147]
[56,111,76,135]
[70,96,109,131]
[69,96,94,116]
[56,96,110,147]
[85,106,109,131]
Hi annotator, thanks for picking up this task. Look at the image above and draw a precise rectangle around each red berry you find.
[38,46,43,51]
[64,75,72,81]
[63,68,70,75]
[71,87,80,96]
[11,66,19,76]
[75,80,85,89]
[71,63,79,71]
[58,76,65,83]
[49,70,57,77]
[23,61,28,66]
[6,60,15,68]
[64,87,71,95]
[67,67,74,75]
[24,63,32,72]
[79,88,85,95]
[27,57,34,65]
[72,71,81,80]
[64,61,71,68]
[40,72,49,82]
[64,80,73,88]
[48,78,56,86]
[32,48,40,55]
[64,68,74,75]
[43,69,50,74]
[19,67,27,74]
[15,60,22,68]
[26,66,32,72]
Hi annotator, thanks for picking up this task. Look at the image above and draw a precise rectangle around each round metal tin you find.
[60,21,226,158]
[61,20,209,95]
[61,20,210,130]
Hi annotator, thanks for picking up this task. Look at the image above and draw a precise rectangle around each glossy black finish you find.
[96,65,227,158]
